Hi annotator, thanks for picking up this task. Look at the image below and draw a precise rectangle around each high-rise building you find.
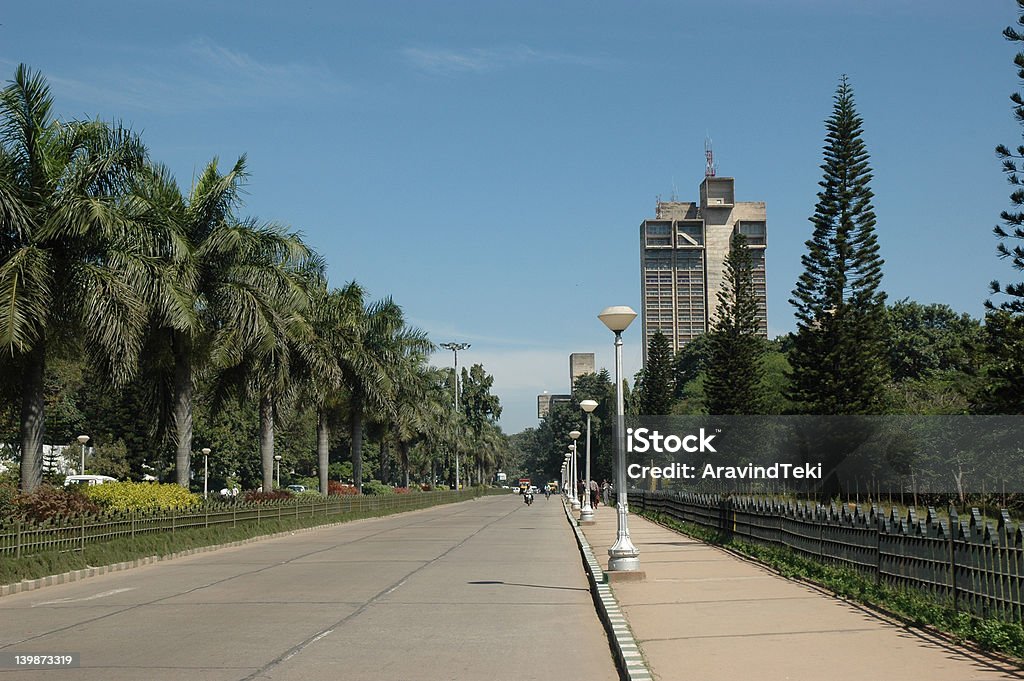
[569,353,595,390]
[639,176,767,363]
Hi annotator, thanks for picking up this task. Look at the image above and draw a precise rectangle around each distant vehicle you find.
[64,474,117,487]
[518,478,531,494]
[547,482,559,492]
[287,484,307,493]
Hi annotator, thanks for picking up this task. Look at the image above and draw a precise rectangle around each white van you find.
[63,474,117,487]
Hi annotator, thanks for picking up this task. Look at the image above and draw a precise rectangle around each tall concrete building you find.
[639,176,767,363]
[569,353,595,390]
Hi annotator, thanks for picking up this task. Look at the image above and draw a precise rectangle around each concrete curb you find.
[1,498,484,599]
[563,502,654,681]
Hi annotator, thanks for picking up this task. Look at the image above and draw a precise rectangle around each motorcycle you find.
[523,490,534,506]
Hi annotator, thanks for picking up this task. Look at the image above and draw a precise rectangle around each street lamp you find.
[563,453,571,499]
[202,448,211,499]
[440,342,470,490]
[599,304,640,572]
[568,443,580,510]
[580,400,598,524]
[274,454,282,489]
[76,435,89,475]
[569,430,581,511]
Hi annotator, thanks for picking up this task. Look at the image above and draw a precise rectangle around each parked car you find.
[287,484,307,493]
[64,474,117,487]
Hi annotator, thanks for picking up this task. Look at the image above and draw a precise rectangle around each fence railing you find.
[630,490,1024,623]
[0,488,498,560]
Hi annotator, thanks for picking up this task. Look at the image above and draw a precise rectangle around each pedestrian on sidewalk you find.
[589,478,599,507]
[601,479,610,507]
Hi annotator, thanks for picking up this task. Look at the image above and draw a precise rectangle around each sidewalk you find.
[577,503,1023,681]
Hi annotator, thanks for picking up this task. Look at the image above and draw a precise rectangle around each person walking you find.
[589,478,599,507]
[601,479,610,507]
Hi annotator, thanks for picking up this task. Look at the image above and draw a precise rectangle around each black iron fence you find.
[0,489,496,560]
[631,490,1024,623]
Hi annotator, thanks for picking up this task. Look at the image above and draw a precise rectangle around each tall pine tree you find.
[705,233,767,414]
[978,3,1024,414]
[789,76,890,415]
[638,331,675,415]
[993,0,1024,314]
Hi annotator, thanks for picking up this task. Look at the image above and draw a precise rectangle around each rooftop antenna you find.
[670,175,678,201]
[705,136,716,177]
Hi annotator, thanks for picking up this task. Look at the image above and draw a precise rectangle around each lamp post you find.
[580,400,598,523]
[440,342,470,490]
[76,435,90,475]
[568,443,580,510]
[202,448,211,499]
[274,454,282,489]
[599,305,641,572]
[563,453,571,499]
[569,430,581,512]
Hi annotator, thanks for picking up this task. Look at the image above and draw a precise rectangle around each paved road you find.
[0,495,618,681]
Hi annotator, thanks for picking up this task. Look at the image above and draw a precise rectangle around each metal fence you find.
[630,490,1024,623]
[0,488,498,560]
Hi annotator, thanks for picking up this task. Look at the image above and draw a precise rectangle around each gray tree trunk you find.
[317,409,329,495]
[260,394,275,491]
[379,435,388,485]
[350,400,363,492]
[19,342,45,493]
[172,332,193,488]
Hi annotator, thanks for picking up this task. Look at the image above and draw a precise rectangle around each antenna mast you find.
[705,137,716,177]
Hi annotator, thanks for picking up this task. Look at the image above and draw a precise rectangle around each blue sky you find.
[3,1,1022,433]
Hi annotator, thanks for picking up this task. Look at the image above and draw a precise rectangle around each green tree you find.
[885,300,984,381]
[705,233,767,414]
[459,363,502,483]
[334,283,432,490]
[994,0,1024,314]
[392,364,447,487]
[972,311,1024,414]
[209,226,323,491]
[0,65,154,491]
[572,370,616,483]
[789,76,890,415]
[637,331,675,415]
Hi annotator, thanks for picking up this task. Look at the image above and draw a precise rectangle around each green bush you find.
[362,480,393,495]
[294,490,326,501]
[0,479,19,521]
[83,481,201,513]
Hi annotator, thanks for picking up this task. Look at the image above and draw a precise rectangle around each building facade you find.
[569,353,595,391]
[640,176,767,363]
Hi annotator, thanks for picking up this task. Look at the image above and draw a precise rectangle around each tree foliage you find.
[636,331,675,415]
[993,0,1024,313]
[789,76,890,415]
[705,233,768,415]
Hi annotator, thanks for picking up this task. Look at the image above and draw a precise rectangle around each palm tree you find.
[0,65,160,492]
[303,285,347,494]
[210,226,323,491]
[134,157,327,489]
[335,283,432,491]
[392,362,447,487]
